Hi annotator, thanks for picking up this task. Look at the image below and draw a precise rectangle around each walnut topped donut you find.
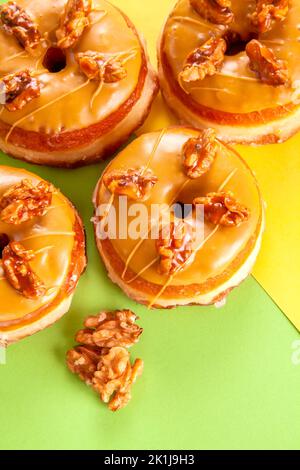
[158,0,300,144]
[93,127,264,309]
[0,166,86,344]
[0,0,158,167]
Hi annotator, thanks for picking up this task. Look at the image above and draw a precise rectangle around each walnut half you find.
[56,0,92,49]
[76,51,127,83]
[190,0,234,25]
[246,39,289,87]
[156,221,195,275]
[103,168,158,201]
[183,129,218,179]
[179,37,226,85]
[93,347,144,412]
[193,191,250,227]
[0,70,41,112]
[0,1,41,52]
[250,0,289,33]
[2,241,46,299]
[76,310,143,349]
[0,179,53,225]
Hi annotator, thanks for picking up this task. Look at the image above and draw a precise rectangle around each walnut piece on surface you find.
[0,70,41,112]
[193,191,250,227]
[103,168,158,201]
[156,221,195,275]
[179,37,226,85]
[190,0,234,25]
[0,1,41,52]
[76,310,143,349]
[250,0,289,33]
[56,0,91,49]
[2,241,46,299]
[76,51,127,83]
[183,129,218,179]
[66,310,143,412]
[246,39,289,87]
[0,179,53,225]
[93,347,144,412]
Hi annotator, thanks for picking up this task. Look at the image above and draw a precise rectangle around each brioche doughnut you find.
[0,166,86,344]
[93,127,264,309]
[158,0,300,144]
[0,0,158,167]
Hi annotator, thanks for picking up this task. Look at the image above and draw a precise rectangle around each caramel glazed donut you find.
[0,166,86,345]
[158,0,300,144]
[0,0,158,167]
[93,127,265,309]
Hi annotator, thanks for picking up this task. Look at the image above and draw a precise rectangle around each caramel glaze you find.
[160,0,300,119]
[94,127,264,306]
[0,166,86,331]
[0,0,148,150]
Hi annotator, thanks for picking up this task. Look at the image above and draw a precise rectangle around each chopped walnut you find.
[250,0,289,33]
[0,70,40,112]
[103,168,158,201]
[179,37,226,85]
[93,347,144,412]
[76,51,127,82]
[75,310,143,349]
[2,241,46,299]
[156,221,195,275]
[183,129,218,179]
[67,310,143,412]
[0,179,53,225]
[190,0,234,25]
[246,39,289,86]
[193,191,250,227]
[56,0,91,49]
[0,1,41,52]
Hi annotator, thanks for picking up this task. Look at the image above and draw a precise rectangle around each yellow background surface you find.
[113,0,300,330]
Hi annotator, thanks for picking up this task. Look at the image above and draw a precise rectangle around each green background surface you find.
[0,152,300,450]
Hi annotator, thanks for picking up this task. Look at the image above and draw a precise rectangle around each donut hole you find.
[0,233,10,258]
[173,201,193,219]
[224,32,257,56]
[43,47,67,73]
